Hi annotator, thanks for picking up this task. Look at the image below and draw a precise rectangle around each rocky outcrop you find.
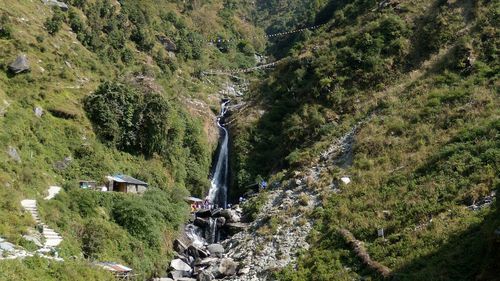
[220,184,319,281]
[163,206,245,280]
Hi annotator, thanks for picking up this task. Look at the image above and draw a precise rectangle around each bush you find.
[44,8,65,35]
[112,198,162,247]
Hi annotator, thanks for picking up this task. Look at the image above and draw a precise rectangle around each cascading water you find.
[207,218,218,244]
[185,224,205,248]
[208,100,230,209]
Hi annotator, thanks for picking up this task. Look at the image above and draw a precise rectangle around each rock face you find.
[9,55,30,74]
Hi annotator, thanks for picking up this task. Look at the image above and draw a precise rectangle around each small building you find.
[106,175,148,194]
[79,180,97,190]
[95,262,134,280]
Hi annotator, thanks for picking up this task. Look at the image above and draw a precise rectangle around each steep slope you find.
[230,0,499,280]
[0,0,264,279]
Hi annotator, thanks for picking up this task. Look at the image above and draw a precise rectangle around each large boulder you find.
[217,258,238,277]
[195,209,212,218]
[174,239,188,254]
[194,217,209,228]
[9,55,30,74]
[170,259,192,276]
[42,0,69,11]
[187,245,209,259]
[217,209,241,223]
[224,222,248,235]
[195,257,219,267]
[207,244,224,258]
[210,208,222,217]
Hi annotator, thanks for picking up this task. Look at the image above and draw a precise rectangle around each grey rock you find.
[197,271,214,281]
[23,234,43,247]
[224,222,248,235]
[195,257,219,266]
[152,278,174,281]
[169,270,189,280]
[34,106,44,117]
[187,245,209,259]
[53,156,72,171]
[42,0,69,11]
[194,217,209,228]
[0,241,15,252]
[170,259,192,272]
[217,258,238,277]
[174,239,188,254]
[207,244,224,258]
[238,266,250,275]
[218,209,241,223]
[9,54,30,74]
[210,208,222,217]
[216,217,226,228]
[7,146,21,163]
[158,36,177,52]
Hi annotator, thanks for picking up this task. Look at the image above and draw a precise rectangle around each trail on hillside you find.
[1,187,63,261]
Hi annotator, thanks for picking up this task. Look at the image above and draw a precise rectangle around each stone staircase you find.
[21,198,63,248]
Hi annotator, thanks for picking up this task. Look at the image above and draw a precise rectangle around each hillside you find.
[0,0,262,279]
[0,0,498,280]
[230,0,499,280]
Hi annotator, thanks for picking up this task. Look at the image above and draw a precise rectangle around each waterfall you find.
[206,217,218,244]
[208,100,230,208]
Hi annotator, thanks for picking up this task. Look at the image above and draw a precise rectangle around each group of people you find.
[190,198,220,212]
[189,179,275,212]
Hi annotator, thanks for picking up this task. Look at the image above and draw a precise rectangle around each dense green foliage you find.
[83,80,211,193]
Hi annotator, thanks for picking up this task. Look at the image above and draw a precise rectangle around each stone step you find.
[45,240,63,247]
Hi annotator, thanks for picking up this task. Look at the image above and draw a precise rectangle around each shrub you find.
[112,198,162,247]
[45,8,65,35]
